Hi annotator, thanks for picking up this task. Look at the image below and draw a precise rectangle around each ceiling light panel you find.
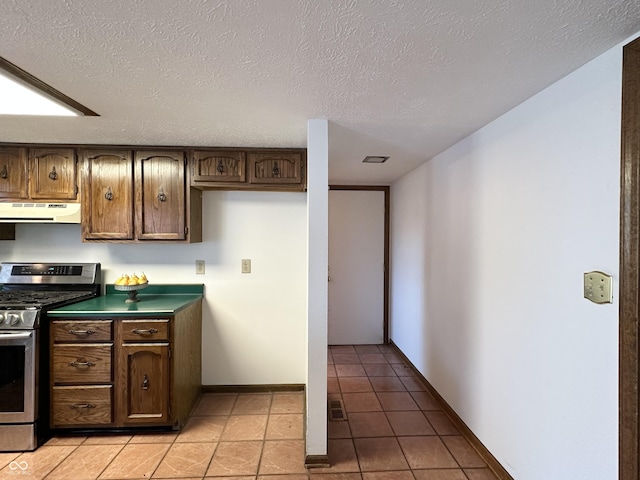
[0,72,78,116]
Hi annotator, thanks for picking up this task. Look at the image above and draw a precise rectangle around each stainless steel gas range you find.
[0,263,101,452]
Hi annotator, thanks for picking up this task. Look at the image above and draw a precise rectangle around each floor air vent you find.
[328,399,347,421]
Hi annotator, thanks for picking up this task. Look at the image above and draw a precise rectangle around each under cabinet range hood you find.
[0,203,81,223]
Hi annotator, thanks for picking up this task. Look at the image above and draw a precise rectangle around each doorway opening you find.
[328,185,390,344]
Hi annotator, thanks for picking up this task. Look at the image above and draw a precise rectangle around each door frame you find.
[620,36,640,480]
[329,185,390,343]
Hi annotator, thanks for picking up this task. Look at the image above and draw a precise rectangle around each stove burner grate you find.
[0,290,95,308]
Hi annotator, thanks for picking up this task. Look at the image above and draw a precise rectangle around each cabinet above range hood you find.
[0,203,81,223]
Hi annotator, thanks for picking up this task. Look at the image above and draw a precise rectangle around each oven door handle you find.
[0,331,33,339]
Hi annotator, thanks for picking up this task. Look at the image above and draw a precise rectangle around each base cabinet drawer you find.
[52,344,113,383]
[120,319,169,342]
[52,385,113,427]
[52,320,112,342]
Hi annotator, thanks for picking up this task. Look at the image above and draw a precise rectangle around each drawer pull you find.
[132,328,158,335]
[68,329,95,336]
[69,360,96,368]
[71,403,96,409]
[142,374,150,390]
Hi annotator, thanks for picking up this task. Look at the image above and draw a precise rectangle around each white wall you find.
[0,190,308,385]
[390,39,628,479]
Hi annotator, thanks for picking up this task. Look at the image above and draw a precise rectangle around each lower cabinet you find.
[50,301,202,431]
[117,319,170,426]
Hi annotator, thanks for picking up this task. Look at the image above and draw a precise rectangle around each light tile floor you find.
[0,344,497,480]
[324,344,497,480]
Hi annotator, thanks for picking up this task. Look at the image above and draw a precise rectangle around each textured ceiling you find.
[0,0,639,184]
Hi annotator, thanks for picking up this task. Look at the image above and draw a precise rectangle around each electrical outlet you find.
[241,259,251,274]
[584,271,612,304]
[195,260,205,275]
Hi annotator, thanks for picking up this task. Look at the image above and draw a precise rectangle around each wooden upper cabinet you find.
[248,151,304,186]
[190,148,306,191]
[192,150,245,184]
[29,148,78,200]
[81,148,198,244]
[135,151,186,241]
[82,149,134,240]
[0,147,28,200]
[0,146,78,201]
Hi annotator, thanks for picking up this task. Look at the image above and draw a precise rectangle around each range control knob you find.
[7,313,21,327]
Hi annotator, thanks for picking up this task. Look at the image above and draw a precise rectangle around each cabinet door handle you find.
[217,160,224,173]
[49,166,58,180]
[104,187,113,201]
[71,403,96,409]
[157,189,167,202]
[142,374,150,390]
[0,165,7,179]
[132,328,158,335]
[272,162,280,177]
[68,329,95,336]
[69,360,96,368]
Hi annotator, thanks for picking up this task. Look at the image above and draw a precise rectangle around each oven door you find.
[0,330,37,423]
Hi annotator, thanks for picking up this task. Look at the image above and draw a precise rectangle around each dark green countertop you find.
[48,284,204,317]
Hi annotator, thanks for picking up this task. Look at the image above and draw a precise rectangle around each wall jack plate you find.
[241,259,251,274]
[584,271,613,304]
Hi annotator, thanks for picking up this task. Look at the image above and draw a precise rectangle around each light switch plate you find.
[241,259,251,274]
[584,271,613,304]
[195,260,205,275]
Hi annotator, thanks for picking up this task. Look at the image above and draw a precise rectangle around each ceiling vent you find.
[362,156,389,163]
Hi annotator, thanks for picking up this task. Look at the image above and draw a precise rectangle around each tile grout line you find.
[256,392,274,476]
[363,349,418,476]
[40,442,82,480]
[208,392,251,478]
[95,441,128,473]
[147,432,176,480]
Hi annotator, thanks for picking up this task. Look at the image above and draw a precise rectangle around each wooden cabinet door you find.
[82,150,134,240]
[135,151,185,241]
[248,152,303,186]
[192,150,246,184]
[29,148,78,200]
[118,343,170,425]
[0,147,28,200]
